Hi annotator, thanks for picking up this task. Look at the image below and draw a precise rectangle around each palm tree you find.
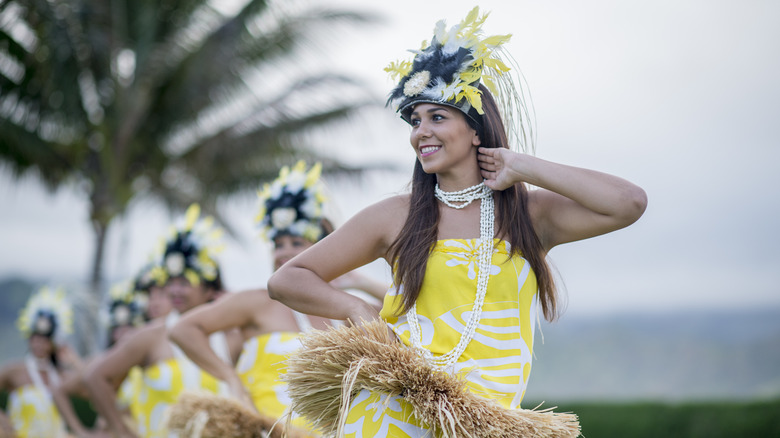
[0,0,377,301]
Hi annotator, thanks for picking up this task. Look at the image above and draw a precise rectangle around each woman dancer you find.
[268,7,647,437]
[0,287,80,438]
[85,204,242,438]
[168,161,385,435]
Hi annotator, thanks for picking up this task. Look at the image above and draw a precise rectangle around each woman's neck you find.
[435,171,483,193]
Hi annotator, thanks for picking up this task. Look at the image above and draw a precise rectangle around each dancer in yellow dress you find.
[168,161,385,435]
[0,287,79,438]
[49,263,174,437]
[268,6,647,437]
[84,204,243,438]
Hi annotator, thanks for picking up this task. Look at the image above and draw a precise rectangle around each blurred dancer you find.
[0,287,81,438]
[84,204,242,438]
[168,161,385,436]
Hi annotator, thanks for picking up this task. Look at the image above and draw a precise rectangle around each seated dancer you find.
[168,161,386,434]
[268,7,647,437]
[0,286,81,438]
[84,204,243,438]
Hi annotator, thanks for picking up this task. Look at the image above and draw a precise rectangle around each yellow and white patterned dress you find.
[7,385,66,438]
[237,333,312,420]
[134,358,223,438]
[237,311,327,436]
[118,366,143,430]
[7,356,66,438]
[344,239,538,437]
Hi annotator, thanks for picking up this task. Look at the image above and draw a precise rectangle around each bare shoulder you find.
[232,289,272,306]
[118,319,166,356]
[351,194,409,236]
[0,361,25,389]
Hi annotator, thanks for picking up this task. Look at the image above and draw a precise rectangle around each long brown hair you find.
[386,85,558,322]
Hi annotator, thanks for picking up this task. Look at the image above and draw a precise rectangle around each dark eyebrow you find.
[410,106,451,118]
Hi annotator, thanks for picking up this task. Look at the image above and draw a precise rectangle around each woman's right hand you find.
[225,374,257,413]
[345,299,381,327]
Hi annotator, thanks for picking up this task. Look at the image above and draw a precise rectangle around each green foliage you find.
[0,0,377,297]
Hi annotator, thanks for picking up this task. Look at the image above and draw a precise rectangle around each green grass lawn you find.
[531,399,780,438]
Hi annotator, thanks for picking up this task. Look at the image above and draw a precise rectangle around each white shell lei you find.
[406,182,494,368]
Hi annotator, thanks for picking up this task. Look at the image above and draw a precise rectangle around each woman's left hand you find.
[477,147,523,191]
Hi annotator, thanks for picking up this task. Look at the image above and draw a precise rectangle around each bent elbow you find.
[267,270,285,301]
[168,325,183,346]
[619,185,648,226]
[629,186,648,222]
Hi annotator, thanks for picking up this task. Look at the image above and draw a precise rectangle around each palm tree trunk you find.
[90,218,108,296]
[76,217,110,355]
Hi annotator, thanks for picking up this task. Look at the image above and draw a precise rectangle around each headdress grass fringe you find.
[164,390,313,438]
[284,320,581,438]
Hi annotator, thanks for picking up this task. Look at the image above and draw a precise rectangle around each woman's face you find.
[273,234,314,271]
[409,103,481,176]
[28,334,54,360]
[146,285,173,320]
[165,276,215,313]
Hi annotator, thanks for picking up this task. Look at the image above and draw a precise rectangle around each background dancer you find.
[168,161,385,435]
[84,204,242,438]
[0,287,81,438]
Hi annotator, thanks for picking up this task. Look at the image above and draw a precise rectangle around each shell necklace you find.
[406,181,494,367]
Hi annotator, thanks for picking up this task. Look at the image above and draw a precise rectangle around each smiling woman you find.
[409,104,482,178]
[268,5,645,437]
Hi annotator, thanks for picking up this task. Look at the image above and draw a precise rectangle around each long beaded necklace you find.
[406,181,494,368]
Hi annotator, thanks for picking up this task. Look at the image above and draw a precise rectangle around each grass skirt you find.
[164,390,313,438]
[284,320,581,438]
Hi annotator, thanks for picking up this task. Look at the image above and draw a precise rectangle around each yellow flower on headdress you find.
[256,161,327,242]
[17,286,73,341]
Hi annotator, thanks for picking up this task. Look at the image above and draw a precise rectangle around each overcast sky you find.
[1,0,778,318]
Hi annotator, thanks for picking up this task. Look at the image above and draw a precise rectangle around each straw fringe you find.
[165,390,313,438]
[284,321,581,438]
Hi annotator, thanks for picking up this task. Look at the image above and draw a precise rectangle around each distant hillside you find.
[0,278,37,365]
[525,308,780,402]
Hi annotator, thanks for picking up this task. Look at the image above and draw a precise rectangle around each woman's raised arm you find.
[478,147,647,251]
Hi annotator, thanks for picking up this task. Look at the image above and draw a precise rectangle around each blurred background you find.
[1,0,779,436]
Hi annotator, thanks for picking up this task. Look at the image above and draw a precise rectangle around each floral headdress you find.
[103,281,147,329]
[255,161,327,243]
[385,6,533,152]
[16,286,73,343]
[151,203,224,288]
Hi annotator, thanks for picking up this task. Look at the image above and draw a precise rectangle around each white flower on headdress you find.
[34,316,52,335]
[113,304,132,326]
[165,252,185,277]
[299,197,319,219]
[404,70,432,97]
[271,207,297,230]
